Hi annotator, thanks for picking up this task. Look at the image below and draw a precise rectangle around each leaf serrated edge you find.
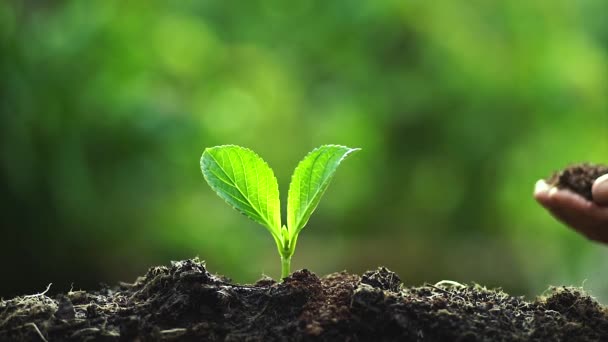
[200,145,282,237]
[287,144,361,236]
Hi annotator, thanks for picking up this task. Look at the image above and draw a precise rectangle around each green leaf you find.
[287,145,360,235]
[201,145,281,235]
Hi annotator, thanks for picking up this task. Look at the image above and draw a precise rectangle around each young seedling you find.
[200,144,360,279]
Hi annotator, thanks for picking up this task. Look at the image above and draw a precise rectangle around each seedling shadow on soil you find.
[1,258,607,341]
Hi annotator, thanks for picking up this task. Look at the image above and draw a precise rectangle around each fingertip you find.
[534,179,552,206]
[534,179,549,196]
[592,173,608,206]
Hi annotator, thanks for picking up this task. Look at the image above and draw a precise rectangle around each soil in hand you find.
[547,163,608,201]
[1,259,607,341]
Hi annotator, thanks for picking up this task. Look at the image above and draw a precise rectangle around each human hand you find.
[534,174,608,243]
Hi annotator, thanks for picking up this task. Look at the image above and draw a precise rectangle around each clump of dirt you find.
[1,259,607,341]
[547,163,608,201]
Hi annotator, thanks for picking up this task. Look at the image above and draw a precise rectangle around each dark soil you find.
[1,259,607,341]
[547,163,608,201]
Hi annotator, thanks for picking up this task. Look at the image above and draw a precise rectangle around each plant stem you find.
[281,256,291,279]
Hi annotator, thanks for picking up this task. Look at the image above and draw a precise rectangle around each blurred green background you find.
[1,0,607,301]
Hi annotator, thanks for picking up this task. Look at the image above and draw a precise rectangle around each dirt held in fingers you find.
[548,163,608,201]
[1,259,607,341]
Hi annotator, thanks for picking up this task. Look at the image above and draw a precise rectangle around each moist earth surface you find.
[1,258,607,342]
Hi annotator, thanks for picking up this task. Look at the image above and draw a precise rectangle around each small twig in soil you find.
[427,284,466,302]
[25,323,48,342]
[161,328,187,338]
[23,283,52,298]
[427,284,452,295]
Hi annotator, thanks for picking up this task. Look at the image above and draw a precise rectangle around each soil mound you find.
[1,259,607,341]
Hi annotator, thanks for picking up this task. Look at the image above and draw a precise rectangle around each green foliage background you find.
[1,1,607,299]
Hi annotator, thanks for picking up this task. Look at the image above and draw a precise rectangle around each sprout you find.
[201,145,360,279]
